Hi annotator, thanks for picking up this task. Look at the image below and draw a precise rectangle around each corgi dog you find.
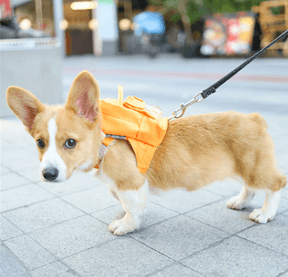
[6,71,286,236]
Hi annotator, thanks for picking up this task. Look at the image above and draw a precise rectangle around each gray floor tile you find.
[148,189,222,214]
[17,167,41,183]
[0,144,31,157]
[0,243,32,277]
[4,235,56,270]
[92,202,179,229]
[0,215,23,241]
[30,215,114,259]
[204,179,242,197]
[62,237,173,277]
[2,157,39,172]
[131,215,229,261]
[1,172,31,191]
[0,184,54,212]
[281,188,288,196]
[2,198,84,233]
[0,165,11,176]
[147,263,202,277]
[279,270,288,277]
[277,156,288,176]
[181,236,288,277]
[141,203,179,228]
[37,171,100,196]
[0,268,8,277]
[62,185,118,213]
[1,148,38,162]
[238,214,288,256]
[1,127,35,149]
[91,204,125,225]
[30,261,80,277]
[186,200,255,234]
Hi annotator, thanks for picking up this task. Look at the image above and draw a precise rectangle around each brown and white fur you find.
[6,71,287,235]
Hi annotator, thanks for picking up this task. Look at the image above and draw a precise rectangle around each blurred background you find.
[1,0,288,118]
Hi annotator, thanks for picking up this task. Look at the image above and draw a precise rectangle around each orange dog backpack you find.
[99,87,168,174]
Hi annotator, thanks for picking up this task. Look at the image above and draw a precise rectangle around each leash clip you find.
[169,92,204,120]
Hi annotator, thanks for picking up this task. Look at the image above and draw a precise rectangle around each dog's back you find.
[146,111,286,192]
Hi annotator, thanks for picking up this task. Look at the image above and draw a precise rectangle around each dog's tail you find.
[280,174,287,189]
[250,113,268,129]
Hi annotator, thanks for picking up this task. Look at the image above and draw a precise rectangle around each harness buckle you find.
[169,92,204,120]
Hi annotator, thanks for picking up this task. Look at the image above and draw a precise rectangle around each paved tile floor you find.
[1,55,288,277]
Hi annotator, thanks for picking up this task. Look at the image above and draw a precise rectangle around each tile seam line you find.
[57,237,122,265]
[30,263,83,277]
[148,194,224,215]
[0,192,55,214]
[181,197,225,214]
[178,234,235,263]
[23,199,117,232]
[133,214,181,232]
[235,234,288,258]
[0,164,42,176]
[31,173,136,229]
[3,234,56,274]
[6,232,118,273]
[277,269,288,277]
[37,237,119,269]
[1,243,33,277]
[129,235,177,262]
[3,213,88,237]
[1,182,32,192]
[27,198,229,239]
[182,214,237,236]
[1,183,118,235]
[130,219,231,262]
[144,262,205,277]
[0,168,37,188]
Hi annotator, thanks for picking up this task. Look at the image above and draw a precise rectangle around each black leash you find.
[170,29,288,120]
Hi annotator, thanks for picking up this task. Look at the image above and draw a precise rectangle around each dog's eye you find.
[37,139,45,149]
[65,139,76,149]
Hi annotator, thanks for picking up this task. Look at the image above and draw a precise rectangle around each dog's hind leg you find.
[246,158,286,223]
[226,186,255,210]
[249,189,282,223]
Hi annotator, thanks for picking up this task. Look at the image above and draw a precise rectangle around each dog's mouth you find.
[42,178,61,183]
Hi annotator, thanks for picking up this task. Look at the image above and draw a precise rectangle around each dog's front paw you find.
[249,209,272,223]
[226,196,247,210]
[108,219,137,236]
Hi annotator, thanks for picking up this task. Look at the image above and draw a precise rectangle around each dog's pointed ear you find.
[66,71,100,122]
[6,86,46,131]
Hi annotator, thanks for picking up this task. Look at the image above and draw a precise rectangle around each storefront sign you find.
[201,12,256,55]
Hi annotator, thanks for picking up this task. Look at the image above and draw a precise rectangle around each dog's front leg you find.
[108,181,148,236]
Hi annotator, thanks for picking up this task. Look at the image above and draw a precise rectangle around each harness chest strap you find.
[95,143,108,170]
[94,138,161,174]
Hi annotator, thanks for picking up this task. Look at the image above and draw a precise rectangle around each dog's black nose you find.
[42,167,59,181]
